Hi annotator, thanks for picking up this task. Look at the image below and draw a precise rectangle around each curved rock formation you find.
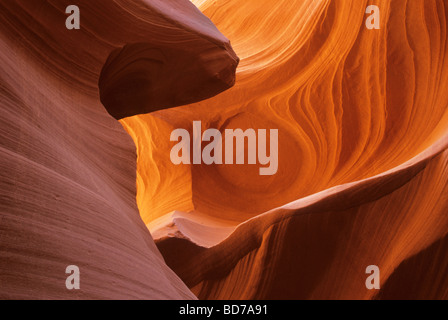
[121,0,448,299]
[157,137,448,299]
[0,0,237,299]
[2,0,448,301]
[99,42,238,120]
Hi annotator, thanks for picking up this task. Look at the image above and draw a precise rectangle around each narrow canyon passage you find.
[1,0,448,300]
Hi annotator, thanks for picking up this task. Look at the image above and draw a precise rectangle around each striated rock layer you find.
[2,0,448,300]
[0,0,237,299]
[121,0,448,299]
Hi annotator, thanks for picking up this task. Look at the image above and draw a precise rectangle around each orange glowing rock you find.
[122,0,448,299]
[2,0,448,301]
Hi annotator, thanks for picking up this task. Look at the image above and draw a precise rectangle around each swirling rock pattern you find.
[122,0,448,299]
[0,0,238,299]
[1,0,448,300]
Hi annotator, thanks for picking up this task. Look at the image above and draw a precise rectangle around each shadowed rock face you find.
[0,0,237,300]
[99,42,238,120]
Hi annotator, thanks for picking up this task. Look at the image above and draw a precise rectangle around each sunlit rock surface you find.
[123,0,448,299]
